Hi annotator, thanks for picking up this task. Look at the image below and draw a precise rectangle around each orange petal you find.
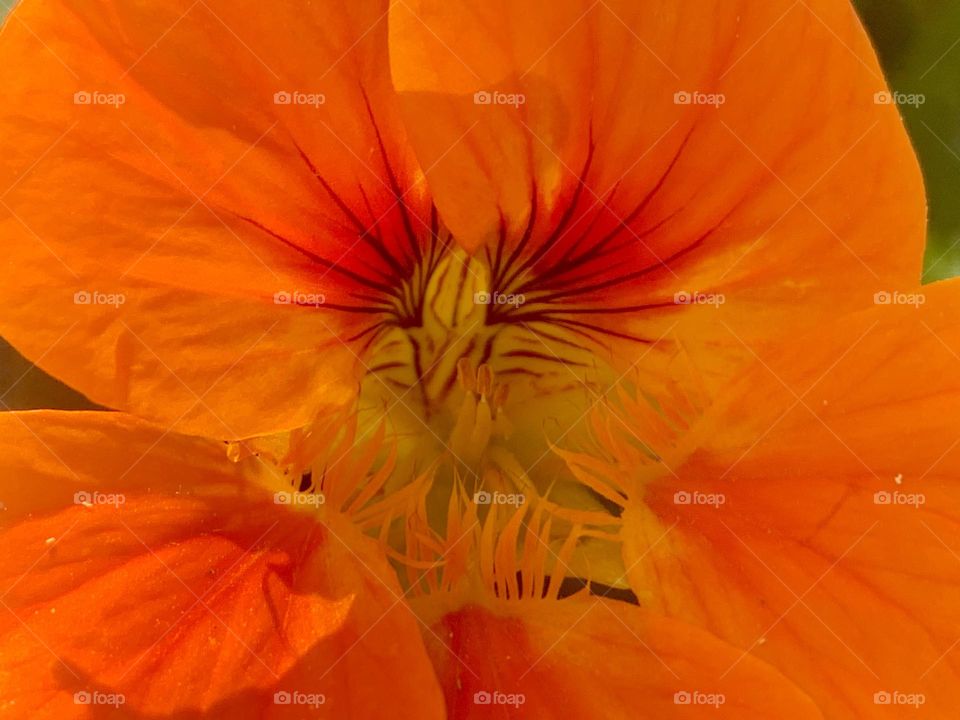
[626,279,960,716]
[388,0,925,369]
[418,600,822,718]
[0,411,444,719]
[0,0,432,437]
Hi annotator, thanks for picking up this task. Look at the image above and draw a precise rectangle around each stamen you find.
[228,130,724,608]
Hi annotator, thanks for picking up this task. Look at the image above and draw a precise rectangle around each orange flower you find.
[0,409,830,717]
[4,281,960,717]
[0,0,923,438]
[0,0,950,718]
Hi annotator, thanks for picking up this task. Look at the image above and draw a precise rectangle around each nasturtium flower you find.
[0,0,951,717]
[0,409,827,717]
[0,0,923,438]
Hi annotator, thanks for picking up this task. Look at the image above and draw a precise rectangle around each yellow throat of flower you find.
[230,246,684,611]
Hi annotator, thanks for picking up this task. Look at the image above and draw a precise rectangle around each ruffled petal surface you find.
[0,411,445,719]
[389,0,926,379]
[0,0,433,437]
[419,599,823,718]
[626,280,960,716]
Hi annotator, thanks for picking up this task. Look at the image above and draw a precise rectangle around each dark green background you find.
[1,0,959,410]
[855,0,960,282]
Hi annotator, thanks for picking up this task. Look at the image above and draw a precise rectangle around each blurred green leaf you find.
[0,338,98,411]
[856,0,960,281]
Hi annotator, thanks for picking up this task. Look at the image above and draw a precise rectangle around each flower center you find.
[316,246,643,602]
[358,248,614,500]
[236,233,655,605]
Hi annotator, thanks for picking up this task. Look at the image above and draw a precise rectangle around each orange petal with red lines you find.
[0,0,437,437]
[419,600,822,718]
[389,0,925,379]
[626,279,960,716]
[0,411,444,719]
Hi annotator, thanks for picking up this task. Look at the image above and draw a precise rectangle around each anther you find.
[476,363,494,398]
[457,356,477,393]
